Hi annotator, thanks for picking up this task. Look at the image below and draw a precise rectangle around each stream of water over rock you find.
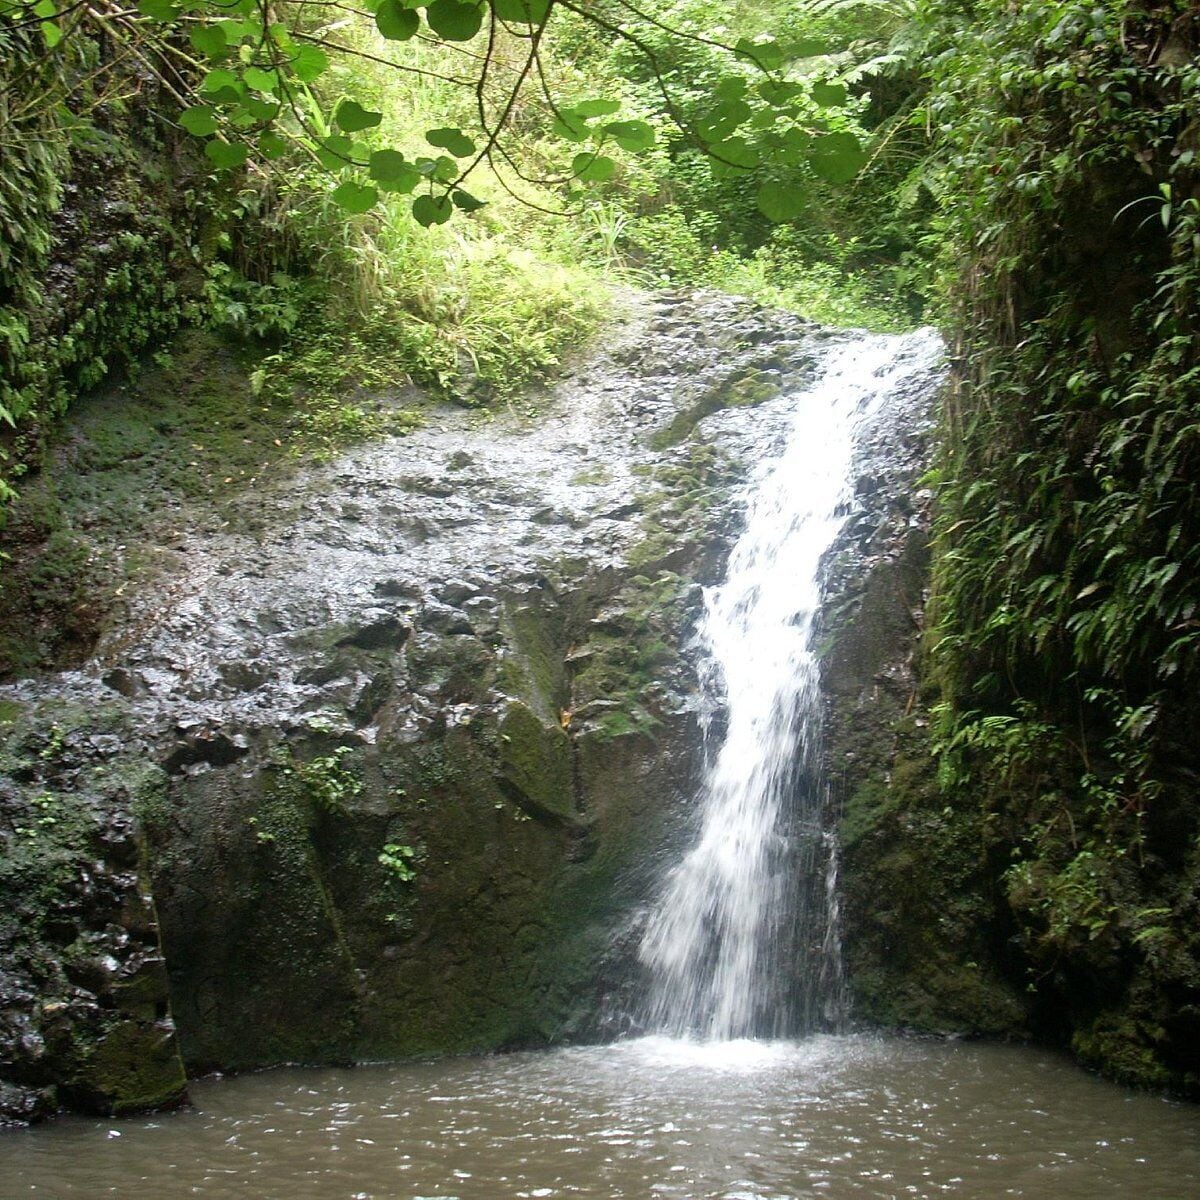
[639,332,940,1040]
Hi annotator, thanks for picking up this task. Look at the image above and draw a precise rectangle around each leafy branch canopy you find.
[1,0,869,224]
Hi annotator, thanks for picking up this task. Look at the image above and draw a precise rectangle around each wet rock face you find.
[816,339,1027,1036]
[0,291,837,1122]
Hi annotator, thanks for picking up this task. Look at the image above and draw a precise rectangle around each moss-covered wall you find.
[1,27,210,495]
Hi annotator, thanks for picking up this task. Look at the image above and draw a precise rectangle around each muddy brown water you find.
[4,1035,1198,1199]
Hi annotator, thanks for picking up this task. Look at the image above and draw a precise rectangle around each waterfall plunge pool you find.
[5,1034,1198,1199]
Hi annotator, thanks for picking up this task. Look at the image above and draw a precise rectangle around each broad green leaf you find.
[259,131,289,159]
[490,0,550,22]
[708,137,759,171]
[792,37,827,57]
[179,106,220,136]
[204,140,250,169]
[370,150,421,192]
[332,181,379,213]
[200,68,243,105]
[714,76,748,102]
[412,193,454,226]
[696,98,753,142]
[425,0,483,41]
[137,0,180,19]
[376,0,419,40]
[190,25,228,59]
[451,188,486,211]
[810,131,866,183]
[573,98,621,118]
[291,44,329,82]
[551,112,590,142]
[811,81,847,107]
[756,180,805,222]
[602,119,654,152]
[572,152,615,182]
[336,100,383,132]
[316,135,355,171]
[217,19,255,43]
[33,0,55,15]
[735,36,783,71]
[243,67,279,93]
[759,80,804,107]
[426,127,475,157]
[433,156,459,183]
[245,97,280,121]
[41,19,61,47]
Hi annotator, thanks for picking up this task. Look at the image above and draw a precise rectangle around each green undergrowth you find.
[919,0,1200,1095]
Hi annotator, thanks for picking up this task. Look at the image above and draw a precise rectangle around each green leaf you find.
[792,37,827,57]
[451,188,486,212]
[709,137,759,171]
[490,0,550,22]
[336,100,383,133]
[425,0,483,41]
[811,80,847,107]
[714,76,748,102]
[433,156,459,183]
[245,96,280,121]
[551,112,590,143]
[259,131,289,160]
[204,140,250,170]
[697,98,753,142]
[243,67,279,93]
[190,25,228,59]
[412,193,453,226]
[756,180,805,222]
[370,150,421,192]
[759,80,804,107]
[332,181,379,213]
[200,68,243,105]
[810,131,866,183]
[137,0,180,19]
[315,134,355,171]
[602,119,654,152]
[571,152,615,182]
[33,0,54,14]
[573,97,621,118]
[735,36,783,71]
[40,19,61,47]
[179,106,220,136]
[426,127,475,157]
[375,0,419,40]
[291,44,329,82]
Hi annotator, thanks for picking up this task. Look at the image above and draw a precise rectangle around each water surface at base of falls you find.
[5,1037,1198,1199]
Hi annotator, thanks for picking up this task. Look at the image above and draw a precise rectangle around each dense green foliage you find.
[921,0,1199,1091]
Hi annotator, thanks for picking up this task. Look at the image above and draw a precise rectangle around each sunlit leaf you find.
[291,44,329,82]
[602,119,654,152]
[572,152,616,182]
[180,106,220,136]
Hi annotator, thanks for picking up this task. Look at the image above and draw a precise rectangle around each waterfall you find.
[638,331,938,1042]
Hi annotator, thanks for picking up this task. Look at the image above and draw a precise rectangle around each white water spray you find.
[639,331,940,1041]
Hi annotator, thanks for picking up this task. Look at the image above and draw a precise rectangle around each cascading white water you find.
[639,331,939,1042]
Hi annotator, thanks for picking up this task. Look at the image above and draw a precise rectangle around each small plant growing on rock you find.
[378,842,416,883]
